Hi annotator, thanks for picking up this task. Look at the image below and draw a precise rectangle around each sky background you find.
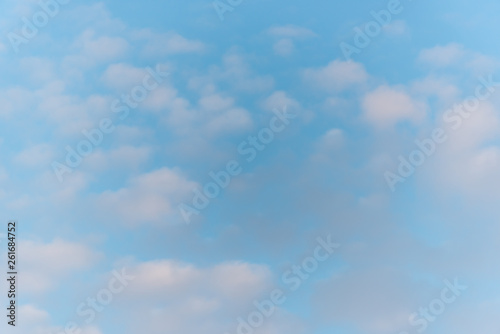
[2,0,500,333]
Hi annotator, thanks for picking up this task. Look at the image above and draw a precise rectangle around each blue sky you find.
[2,0,500,333]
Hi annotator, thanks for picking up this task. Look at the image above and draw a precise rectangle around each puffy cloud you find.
[273,38,295,56]
[444,299,500,334]
[85,145,152,172]
[382,19,408,35]
[19,57,56,83]
[167,90,253,138]
[125,260,272,302]
[13,143,55,168]
[268,25,316,56]
[312,267,432,334]
[411,76,460,106]
[92,167,198,226]
[66,29,129,67]
[418,43,500,74]
[132,29,205,56]
[21,304,49,323]
[0,87,34,117]
[214,50,275,93]
[106,259,305,334]
[101,63,151,91]
[362,85,426,128]
[423,101,500,197]
[418,43,466,67]
[267,25,316,39]
[20,239,102,294]
[303,60,368,92]
[318,128,344,151]
[262,91,301,112]
[15,304,103,334]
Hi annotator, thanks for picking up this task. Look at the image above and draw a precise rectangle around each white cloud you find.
[66,29,129,68]
[0,87,34,117]
[262,91,301,112]
[424,102,500,197]
[319,128,344,150]
[362,85,426,128]
[445,299,500,334]
[418,43,466,67]
[126,260,272,302]
[167,90,253,138]
[104,259,304,334]
[14,143,55,168]
[101,63,150,91]
[16,304,103,334]
[19,57,55,83]
[303,60,368,92]
[267,25,316,39]
[418,43,499,74]
[204,106,252,136]
[86,145,152,172]
[216,50,275,93]
[312,267,429,334]
[21,304,49,323]
[82,33,129,62]
[20,239,101,293]
[273,38,295,56]
[267,25,316,56]
[34,84,112,138]
[411,76,460,106]
[382,19,408,36]
[46,170,91,204]
[141,86,178,111]
[132,29,205,56]
[15,304,51,334]
[93,167,198,226]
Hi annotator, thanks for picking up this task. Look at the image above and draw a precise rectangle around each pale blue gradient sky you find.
[1,0,500,334]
